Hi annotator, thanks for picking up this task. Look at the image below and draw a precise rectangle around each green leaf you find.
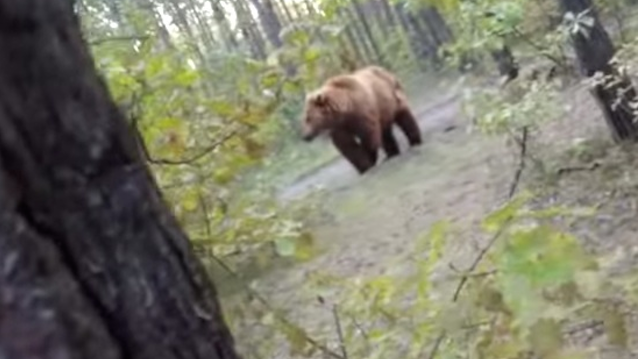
[274,238,296,257]
[292,232,316,261]
[481,192,531,233]
[208,99,236,118]
[279,322,313,356]
[180,189,199,212]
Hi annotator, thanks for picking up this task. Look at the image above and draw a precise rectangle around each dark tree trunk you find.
[405,10,438,62]
[559,0,638,142]
[393,3,427,68]
[0,1,240,358]
[420,6,453,46]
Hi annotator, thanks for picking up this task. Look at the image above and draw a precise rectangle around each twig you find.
[426,332,447,359]
[426,203,516,359]
[508,127,529,199]
[556,162,601,176]
[452,222,511,302]
[333,305,348,359]
[90,35,150,46]
[511,27,565,68]
[148,130,239,166]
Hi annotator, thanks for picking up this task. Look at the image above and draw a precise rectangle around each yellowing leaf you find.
[180,188,199,212]
[603,305,627,347]
[212,167,234,185]
[481,192,531,233]
[274,238,296,257]
[528,318,563,356]
[208,99,236,118]
[279,322,312,356]
[293,232,316,261]
[476,286,509,314]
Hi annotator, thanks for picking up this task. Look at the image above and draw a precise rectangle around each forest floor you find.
[231,75,638,358]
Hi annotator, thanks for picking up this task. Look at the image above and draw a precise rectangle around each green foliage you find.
[86,11,321,267]
[280,195,635,359]
[462,76,564,136]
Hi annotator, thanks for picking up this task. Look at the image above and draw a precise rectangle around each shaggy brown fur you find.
[301,66,422,174]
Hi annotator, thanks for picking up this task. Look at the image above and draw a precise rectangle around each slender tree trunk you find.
[351,0,384,65]
[249,0,283,48]
[211,0,239,51]
[134,0,175,50]
[404,8,439,64]
[394,3,425,64]
[340,7,375,62]
[276,0,295,23]
[343,26,366,66]
[0,1,240,358]
[558,0,638,142]
[379,0,396,27]
[420,6,453,45]
[235,0,267,59]
[186,0,218,52]
[303,0,317,17]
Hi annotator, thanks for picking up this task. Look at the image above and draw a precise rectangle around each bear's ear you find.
[313,93,329,107]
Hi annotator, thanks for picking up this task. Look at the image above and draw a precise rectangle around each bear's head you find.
[301,88,343,141]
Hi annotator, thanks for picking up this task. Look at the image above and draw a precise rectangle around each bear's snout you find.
[302,131,316,141]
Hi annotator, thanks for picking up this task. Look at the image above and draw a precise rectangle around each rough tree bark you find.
[559,0,638,142]
[0,1,240,358]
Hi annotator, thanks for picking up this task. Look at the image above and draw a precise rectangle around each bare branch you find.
[333,305,348,359]
[508,126,529,198]
[90,35,150,46]
[148,130,240,166]
[556,162,601,176]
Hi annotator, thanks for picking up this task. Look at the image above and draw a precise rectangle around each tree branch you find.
[90,35,150,46]
[508,126,529,199]
[147,130,239,166]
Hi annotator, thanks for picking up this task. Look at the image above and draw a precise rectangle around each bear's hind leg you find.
[395,110,423,146]
[331,131,375,174]
[382,127,400,159]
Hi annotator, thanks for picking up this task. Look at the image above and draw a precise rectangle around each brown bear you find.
[301,65,422,174]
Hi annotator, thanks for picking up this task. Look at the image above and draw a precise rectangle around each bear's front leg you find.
[348,114,381,166]
[330,130,375,174]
